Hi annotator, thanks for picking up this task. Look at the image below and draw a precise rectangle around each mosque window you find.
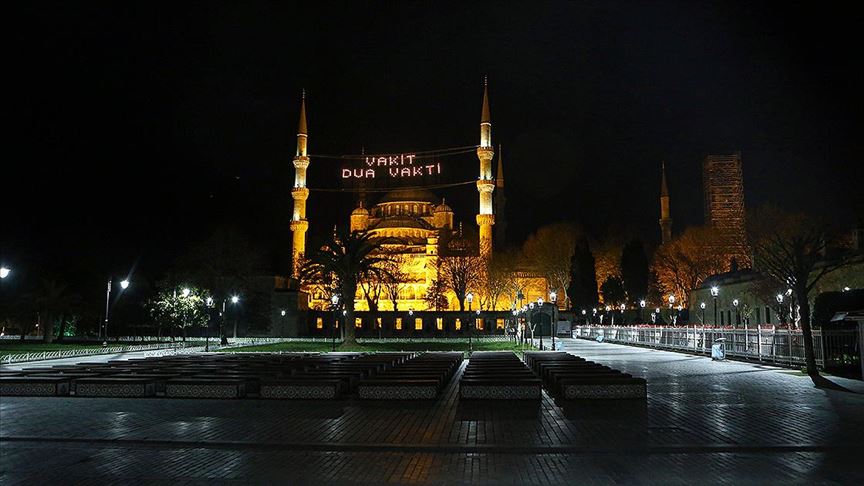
[455,318,461,330]
[355,317,362,328]
[396,318,402,330]
[316,317,323,329]
[436,317,443,330]
[415,318,423,330]
[496,318,505,330]
[476,318,484,330]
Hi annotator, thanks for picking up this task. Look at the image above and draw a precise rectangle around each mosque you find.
[288,81,550,312]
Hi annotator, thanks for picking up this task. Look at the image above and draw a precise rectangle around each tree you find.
[749,206,857,386]
[300,229,392,344]
[424,275,449,312]
[180,225,265,344]
[439,246,481,312]
[567,239,599,311]
[147,285,212,341]
[523,223,580,308]
[380,254,408,312]
[653,226,726,305]
[600,276,626,306]
[621,238,650,305]
[482,248,512,310]
[30,279,80,344]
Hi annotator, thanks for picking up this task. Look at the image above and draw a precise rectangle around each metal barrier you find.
[1,342,191,365]
[572,325,829,368]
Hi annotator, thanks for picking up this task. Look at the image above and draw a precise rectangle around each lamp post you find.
[550,291,557,350]
[0,267,10,279]
[710,286,719,326]
[733,299,740,329]
[103,278,130,346]
[592,308,597,325]
[205,297,214,352]
[619,303,626,326]
[776,293,784,327]
[181,287,191,342]
[667,295,675,325]
[466,292,474,354]
[639,300,646,323]
[231,295,241,339]
[331,294,340,352]
[700,302,706,324]
[511,309,518,344]
[529,302,538,349]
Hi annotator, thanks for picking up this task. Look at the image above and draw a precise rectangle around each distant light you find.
[538,297,544,305]
[710,286,719,297]
[639,300,646,308]
[843,286,851,292]
[581,309,586,315]
[529,303,535,310]
[0,267,10,279]
[120,279,130,289]
[732,299,739,307]
[342,310,347,316]
[466,292,474,303]
[331,294,340,305]
[181,288,190,298]
[786,288,793,296]
[700,302,706,309]
[206,297,214,306]
[620,304,626,311]
[549,291,557,303]
[605,305,611,312]
[280,310,286,317]
[655,308,660,314]
[476,309,481,315]
[231,295,240,304]
[776,294,783,304]
[668,295,676,304]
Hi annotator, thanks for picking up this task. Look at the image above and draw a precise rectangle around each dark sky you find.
[5,1,863,282]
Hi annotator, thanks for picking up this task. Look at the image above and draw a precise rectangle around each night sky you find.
[6,2,863,283]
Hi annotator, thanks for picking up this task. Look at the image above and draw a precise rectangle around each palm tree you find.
[300,230,393,344]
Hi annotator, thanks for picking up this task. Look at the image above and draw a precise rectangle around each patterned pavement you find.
[2,338,863,484]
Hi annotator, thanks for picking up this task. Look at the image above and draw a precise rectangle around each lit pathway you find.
[1,339,862,484]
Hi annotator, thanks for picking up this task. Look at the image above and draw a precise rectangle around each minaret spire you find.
[494,144,507,247]
[659,161,673,245]
[290,90,311,276]
[476,77,495,258]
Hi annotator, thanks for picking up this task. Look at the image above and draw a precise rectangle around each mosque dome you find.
[378,188,439,205]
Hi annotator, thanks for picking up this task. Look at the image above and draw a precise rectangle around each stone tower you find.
[476,78,495,258]
[703,152,750,268]
[290,91,310,276]
[493,144,506,248]
[659,161,672,245]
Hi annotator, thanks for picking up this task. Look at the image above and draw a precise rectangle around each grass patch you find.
[221,340,534,356]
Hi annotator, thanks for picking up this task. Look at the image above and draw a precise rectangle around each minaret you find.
[493,144,507,247]
[476,77,495,258]
[290,90,310,276]
[659,161,673,245]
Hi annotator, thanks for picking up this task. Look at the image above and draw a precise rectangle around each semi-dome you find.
[378,188,439,205]
[351,205,369,216]
[434,198,453,213]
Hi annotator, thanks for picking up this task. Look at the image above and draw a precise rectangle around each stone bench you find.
[357,379,440,400]
[165,378,246,398]
[559,376,647,400]
[259,379,342,399]
[74,377,156,397]
[0,376,70,396]
[459,378,542,400]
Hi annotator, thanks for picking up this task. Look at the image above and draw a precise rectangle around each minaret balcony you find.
[291,187,310,199]
[292,156,310,169]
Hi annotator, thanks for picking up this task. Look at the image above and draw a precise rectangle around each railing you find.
[572,325,828,368]
[1,342,191,365]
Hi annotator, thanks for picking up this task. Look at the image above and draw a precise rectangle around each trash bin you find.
[711,337,726,361]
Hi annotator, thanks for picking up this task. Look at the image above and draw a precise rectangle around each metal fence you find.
[572,325,836,368]
[0,342,192,365]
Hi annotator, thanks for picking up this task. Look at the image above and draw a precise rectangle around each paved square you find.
[2,339,863,484]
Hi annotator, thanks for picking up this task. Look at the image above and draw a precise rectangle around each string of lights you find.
[307,145,478,160]
[306,180,477,193]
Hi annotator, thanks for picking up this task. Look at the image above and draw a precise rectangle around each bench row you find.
[460,352,542,400]
[524,352,646,400]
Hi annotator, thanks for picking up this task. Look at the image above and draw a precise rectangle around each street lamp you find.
[710,286,719,326]
[732,299,740,328]
[550,291,558,349]
[331,294,340,352]
[0,267,10,279]
[466,292,474,353]
[230,295,241,339]
[700,302,706,324]
[204,296,214,351]
[639,300,646,323]
[103,277,130,346]
[776,293,785,326]
[181,287,190,298]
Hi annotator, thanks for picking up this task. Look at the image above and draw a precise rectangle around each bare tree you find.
[440,239,482,312]
[381,253,409,312]
[653,226,727,305]
[749,206,856,386]
[523,223,580,308]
